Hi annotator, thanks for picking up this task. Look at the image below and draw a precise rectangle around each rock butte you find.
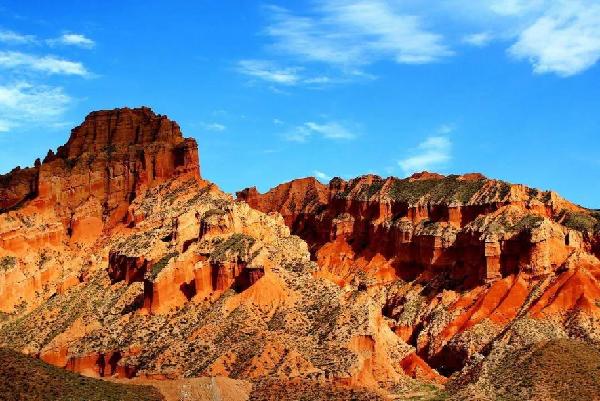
[0,107,599,399]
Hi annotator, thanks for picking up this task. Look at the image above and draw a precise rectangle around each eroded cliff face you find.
[237,173,600,376]
[0,107,199,237]
[0,108,200,313]
[0,108,441,399]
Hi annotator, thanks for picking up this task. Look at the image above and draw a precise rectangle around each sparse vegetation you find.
[210,233,255,263]
[150,252,179,279]
[558,209,599,233]
[385,176,494,204]
[357,180,384,200]
[511,214,545,232]
[203,208,227,218]
[250,378,386,401]
[479,340,600,401]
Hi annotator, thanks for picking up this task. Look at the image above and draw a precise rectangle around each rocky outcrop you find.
[1,107,200,237]
[0,107,200,314]
[238,173,591,285]
[238,172,600,375]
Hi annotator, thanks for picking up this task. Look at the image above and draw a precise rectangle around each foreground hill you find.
[0,348,163,401]
[449,339,600,401]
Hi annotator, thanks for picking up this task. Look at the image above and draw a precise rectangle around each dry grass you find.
[483,340,600,401]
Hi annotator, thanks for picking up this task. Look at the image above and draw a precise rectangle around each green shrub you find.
[210,233,255,263]
[150,252,179,279]
[203,208,226,219]
[0,256,16,271]
[386,176,491,204]
[512,214,544,232]
[560,210,598,233]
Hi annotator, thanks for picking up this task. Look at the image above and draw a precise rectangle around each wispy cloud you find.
[0,51,89,76]
[0,29,92,133]
[462,32,493,47]
[398,136,452,175]
[265,2,452,68]
[252,1,600,78]
[489,0,545,17]
[0,82,72,132]
[200,122,226,132]
[284,121,357,142]
[0,29,37,45]
[436,123,455,135]
[313,170,332,181]
[237,59,301,85]
[47,33,95,49]
[508,1,600,77]
[305,122,356,139]
[236,59,336,87]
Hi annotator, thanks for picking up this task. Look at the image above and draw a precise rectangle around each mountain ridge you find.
[1,107,599,400]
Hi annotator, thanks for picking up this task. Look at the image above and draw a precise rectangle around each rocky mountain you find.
[237,173,600,396]
[1,107,599,400]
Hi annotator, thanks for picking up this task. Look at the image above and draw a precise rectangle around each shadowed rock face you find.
[238,173,600,375]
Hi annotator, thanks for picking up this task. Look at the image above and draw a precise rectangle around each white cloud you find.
[398,136,452,175]
[462,32,493,47]
[201,122,226,132]
[0,29,37,44]
[237,59,301,85]
[305,122,356,139]
[303,76,333,84]
[508,1,600,77]
[265,2,452,67]
[252,1,600,78]
[48,33,95,49]
[0,51,89,76]
[236,59,336,87]
[285,121,356,142]
[0,82,72,132]
[313,170,332,181]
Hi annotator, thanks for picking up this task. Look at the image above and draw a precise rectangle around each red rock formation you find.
[238,172,600,376]
[2,107,200,235]
[238,173,588,286]
[0,107,201,314]
[3,107,600,398]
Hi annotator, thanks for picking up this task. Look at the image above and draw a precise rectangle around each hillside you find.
[237,173,600,379]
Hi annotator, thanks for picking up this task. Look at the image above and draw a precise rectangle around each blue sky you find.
[0,1,599,207]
